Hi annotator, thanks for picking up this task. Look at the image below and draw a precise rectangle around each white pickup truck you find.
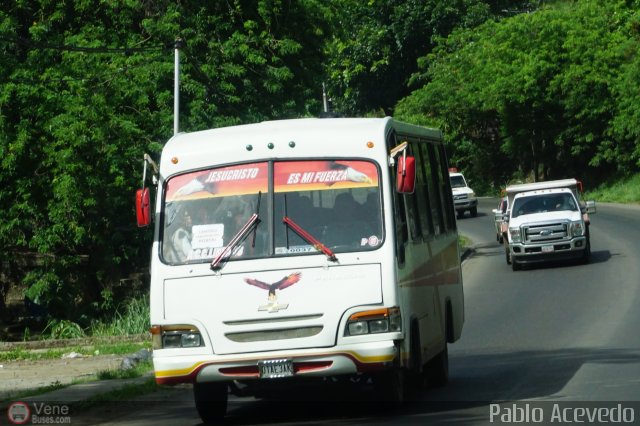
[449,170,478,218]
[498,179,596,271]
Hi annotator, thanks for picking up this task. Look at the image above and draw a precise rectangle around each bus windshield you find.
[161,160,383,265]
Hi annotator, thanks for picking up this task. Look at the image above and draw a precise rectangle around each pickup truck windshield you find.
[511,193,578,218]
[450,175,467,188]
[161,160,383,265]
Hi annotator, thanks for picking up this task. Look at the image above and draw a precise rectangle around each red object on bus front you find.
[136,188,151,227]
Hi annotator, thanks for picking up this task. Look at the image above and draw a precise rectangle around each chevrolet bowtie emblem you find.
[244,272,301,313]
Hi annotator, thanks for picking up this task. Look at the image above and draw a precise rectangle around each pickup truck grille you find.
[523,221,569,243]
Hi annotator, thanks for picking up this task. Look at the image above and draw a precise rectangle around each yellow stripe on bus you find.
[154,350,394,378]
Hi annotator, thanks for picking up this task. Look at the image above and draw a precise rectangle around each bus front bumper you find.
[153,340,398,385]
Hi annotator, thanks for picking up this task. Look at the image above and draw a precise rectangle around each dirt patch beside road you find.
[0,354,125,400]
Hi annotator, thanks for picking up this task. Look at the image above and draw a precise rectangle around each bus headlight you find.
[150,325,203,349]
[345,307,401,336]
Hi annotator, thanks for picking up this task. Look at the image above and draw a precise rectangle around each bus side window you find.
[426,143,445,235]
[417,143,435,237]
[437,144,457,231]
[389,132,407,263]
[404,142,423,241]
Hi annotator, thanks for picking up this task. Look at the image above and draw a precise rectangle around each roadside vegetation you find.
[0,341,150,362]
[0,359,154,403]
[1,0,639,330]
[80,377,159,406]
[584,173,640,204]
[0,295,150,361]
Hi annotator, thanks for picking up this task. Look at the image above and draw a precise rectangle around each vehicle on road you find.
[500,179,596,270]
[492,196,508,243]
[136,117,465,423]
[449,170,477,219]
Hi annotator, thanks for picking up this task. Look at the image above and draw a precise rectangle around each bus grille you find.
[225,326,323,343]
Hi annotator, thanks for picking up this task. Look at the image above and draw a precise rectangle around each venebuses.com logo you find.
[6,401,71,424]
[7,402,30,425]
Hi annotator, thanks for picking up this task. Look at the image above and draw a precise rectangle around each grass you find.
[0,341,151,362]
[1,367,157,404]
[1,352,154,403]
[89,295,150,337]
[1,380,69,402]
[78,377,160,408]
[97,360,153,380]
[458,234,472,251]
[584,173,640,204]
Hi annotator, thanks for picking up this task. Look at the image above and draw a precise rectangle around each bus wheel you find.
[426,344,449,387]
[408,324,427,390]
[374,366,405,406]
[194,381,228,424]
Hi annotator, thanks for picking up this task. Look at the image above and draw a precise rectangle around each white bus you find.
[136,117,464,422]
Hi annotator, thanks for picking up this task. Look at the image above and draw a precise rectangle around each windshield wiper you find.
[210,213,260,271]
[282,216,338,262]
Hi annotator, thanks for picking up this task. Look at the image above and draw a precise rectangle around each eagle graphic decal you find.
[244,272,302,313]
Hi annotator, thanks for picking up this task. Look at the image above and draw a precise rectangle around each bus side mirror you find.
[396,155,416,194]
[136,188,151,227]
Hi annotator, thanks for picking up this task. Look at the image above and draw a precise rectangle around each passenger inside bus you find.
[165,205,193,263]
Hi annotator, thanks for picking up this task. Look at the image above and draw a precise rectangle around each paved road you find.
[73,199,640,425]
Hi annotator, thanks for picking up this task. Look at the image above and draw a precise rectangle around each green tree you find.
[0,0,329,322]
[323,0,535,116]
[396,0,640,190]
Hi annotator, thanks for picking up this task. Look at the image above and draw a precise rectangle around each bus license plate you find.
[542,245,554,253]
[258,359,294,378]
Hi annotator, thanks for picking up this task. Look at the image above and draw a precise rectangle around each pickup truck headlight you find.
[509,227,522,243]
[570,221,585,237]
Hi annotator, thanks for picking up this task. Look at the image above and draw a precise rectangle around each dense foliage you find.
[324,0,536,115]
[0,0,330,323]
[395,0,640,192]
[1,0,638,325]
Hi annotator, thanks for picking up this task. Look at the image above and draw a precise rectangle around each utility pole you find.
[174,38,184,136]
[322,82,328,113]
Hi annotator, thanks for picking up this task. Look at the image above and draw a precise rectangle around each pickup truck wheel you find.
[505,246,512,265]
[512,259,520,271]
[194,382,228,424]
[471,207,478,217]
[581,237,591,264]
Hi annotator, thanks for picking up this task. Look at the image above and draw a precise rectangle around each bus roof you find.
[159,118,443,175]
